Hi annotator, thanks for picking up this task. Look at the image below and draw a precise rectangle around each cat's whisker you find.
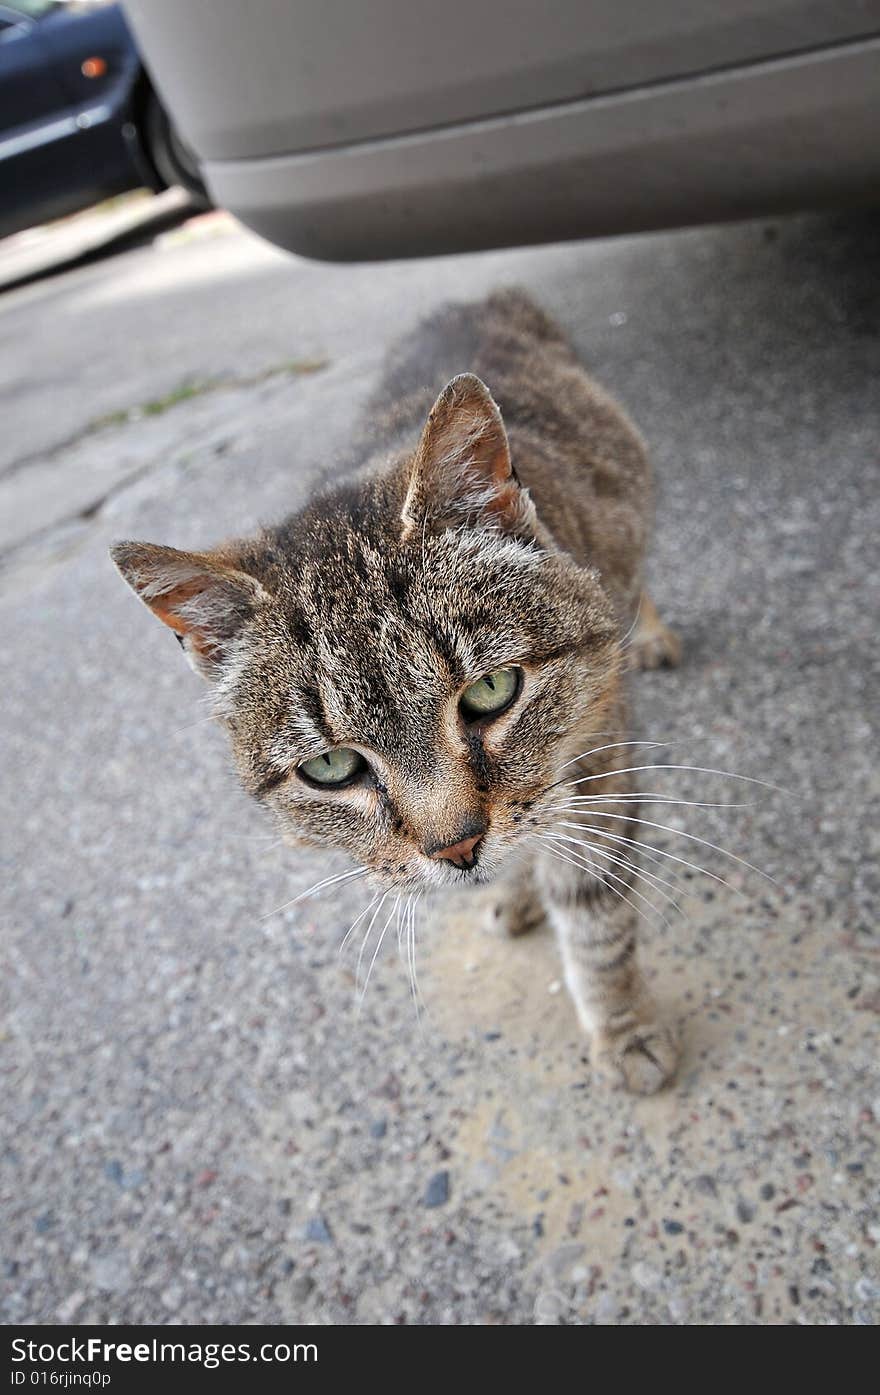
[557,732,735,776]
[531,834,673,934]
[401,895,412,992]
[354,890,391,992]
[396,894,408,960]
[547,819,741,896]
[608,830,703,892]
[300,864,371,902]
[357,893,401,1010]
[545,820,707,896]
[555,812,777,889]
[246,831,287,853]
[617,594,644,651]
[252,838,285,857]
[557,738,674,772]
[561,762,789,796]
[543,828,686,915]
[261,864,369,919]
[534,831,675,927]
[407,892,425,1023]
[170,713,218,736]
[223,832,287,854]
[395,894,414,979]
[406,897,417,1013]
[551,794,753,812]
[338,891,382,957]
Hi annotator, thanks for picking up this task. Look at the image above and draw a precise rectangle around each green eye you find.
[298,748,365,786]
[460,667,520,720]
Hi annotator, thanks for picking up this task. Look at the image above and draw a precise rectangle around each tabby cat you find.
[112,290,683,1094]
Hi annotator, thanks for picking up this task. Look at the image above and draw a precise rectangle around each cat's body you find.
[362,291,649,625]
[113,290,681,1094]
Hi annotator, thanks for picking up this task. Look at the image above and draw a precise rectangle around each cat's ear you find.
[110,541,269,680]
[401,373,537,537]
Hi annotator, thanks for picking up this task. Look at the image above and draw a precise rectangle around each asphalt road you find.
[1,207,878,1325]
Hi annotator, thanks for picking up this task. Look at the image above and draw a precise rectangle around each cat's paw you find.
[490,887,546,938]
[629,621,682,671]
[593,1020,678,1095]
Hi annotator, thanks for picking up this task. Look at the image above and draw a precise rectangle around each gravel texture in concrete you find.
[1,209,878,1325]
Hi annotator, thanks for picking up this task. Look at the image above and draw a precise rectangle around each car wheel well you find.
[131,74,209,204]
[129,68,165,190]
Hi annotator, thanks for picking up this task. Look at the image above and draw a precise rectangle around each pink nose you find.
[429,833,483,869]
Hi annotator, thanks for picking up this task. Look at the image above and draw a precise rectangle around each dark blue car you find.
[0,0,206,240]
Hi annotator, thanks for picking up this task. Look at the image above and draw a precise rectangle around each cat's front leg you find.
[490,856,546,938]
[536,852,678,1094]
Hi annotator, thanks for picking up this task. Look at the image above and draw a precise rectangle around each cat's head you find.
[112,375,621,889]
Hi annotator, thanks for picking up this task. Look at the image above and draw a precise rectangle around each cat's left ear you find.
[401,374,537,537]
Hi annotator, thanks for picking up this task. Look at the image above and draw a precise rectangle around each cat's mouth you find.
[445,862,494,886]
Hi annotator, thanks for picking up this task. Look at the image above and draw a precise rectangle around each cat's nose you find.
[426,828,485,869]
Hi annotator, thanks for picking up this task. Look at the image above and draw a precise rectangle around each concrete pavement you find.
[1,207,878,1324]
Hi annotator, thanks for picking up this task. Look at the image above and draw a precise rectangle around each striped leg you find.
[628,591,682,671]
[491,856,546,938]
[536,854,677,1094]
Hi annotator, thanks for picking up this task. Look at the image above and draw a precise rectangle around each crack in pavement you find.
[0,358,329,483]
[0,361,329,599]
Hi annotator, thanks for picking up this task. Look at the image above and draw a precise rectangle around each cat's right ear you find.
[400,373,537,539]
[110,541,269,680]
